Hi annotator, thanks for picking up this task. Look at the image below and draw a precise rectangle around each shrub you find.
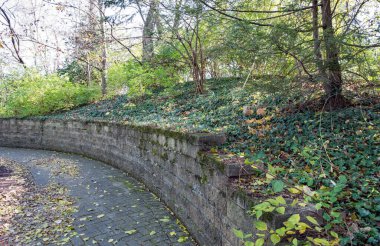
[1,71,100,117]
[108,60,181,97]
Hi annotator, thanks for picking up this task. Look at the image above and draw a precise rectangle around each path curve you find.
[0,147,195,246]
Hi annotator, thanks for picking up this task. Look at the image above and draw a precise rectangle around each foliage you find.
[58,60,88,84]
[234,194,342,245]
[233,194,341,245]
[107,60,181,97]
[0,71,100,117]
[238,102,379,244]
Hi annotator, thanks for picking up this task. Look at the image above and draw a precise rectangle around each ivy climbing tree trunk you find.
[321,0,345,107]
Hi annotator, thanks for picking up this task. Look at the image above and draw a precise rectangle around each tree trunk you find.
[86,0,95,87]
[321,0,346,107]
[142,0,157,63]
[193,66,205,94]
[312,0,327,82]
[99,0,107,96]
[194,2,205,94]
[86,55,92,86]
[191,51,205,94]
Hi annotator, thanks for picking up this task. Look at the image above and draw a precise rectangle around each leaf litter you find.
[0,158,78,245]
[32,155,79,177]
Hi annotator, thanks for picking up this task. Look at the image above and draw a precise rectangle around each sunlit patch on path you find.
[0,147,194,245]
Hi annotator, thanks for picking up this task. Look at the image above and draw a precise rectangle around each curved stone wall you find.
[0,119,256,245]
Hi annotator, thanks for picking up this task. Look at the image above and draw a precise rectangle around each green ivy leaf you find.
[322,212,331,222]
[276,207,285,214]
[272,180,285,193]
[330,231,339,238]
[232,228,244,239]
[244,241,254,246]
[306,216,319,226]
[256,210,263,219]
[292,238,298,246]
[255,221,267,231]
[255,238,265,246]
[276,196,286,205]
[313,238,330,245]
[315,203,323,210]
[270,234,281,245]
[288,214,300,225]
[275,227,286,236]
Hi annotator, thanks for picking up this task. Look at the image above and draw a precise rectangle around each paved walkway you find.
[0,147,195,246]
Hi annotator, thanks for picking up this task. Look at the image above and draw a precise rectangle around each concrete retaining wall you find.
[0,119,258,245]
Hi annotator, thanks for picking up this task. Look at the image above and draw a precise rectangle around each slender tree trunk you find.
[86,0,96,86]
[87,55,92,86]
[192,66,204,94]
[191,51,205,94]
[312,0,327,82]
[99,0,107,96]
[53,31,60,71]
[321,0,345,106]
[193,2,205,94]
[142,0,157,63]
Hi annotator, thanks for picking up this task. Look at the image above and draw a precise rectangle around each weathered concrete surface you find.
[0,119,259,246]
[0,147,194,245]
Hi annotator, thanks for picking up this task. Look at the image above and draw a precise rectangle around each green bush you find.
[108,60,181,97]
[1,71,100,117]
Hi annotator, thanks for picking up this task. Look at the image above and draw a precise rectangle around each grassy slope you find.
[46,78,380,244]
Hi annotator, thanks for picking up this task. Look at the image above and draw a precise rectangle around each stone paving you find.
[0,147,195,246]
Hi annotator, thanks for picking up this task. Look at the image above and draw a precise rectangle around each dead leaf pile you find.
[0,158,78,245]
[32,156,79,177]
